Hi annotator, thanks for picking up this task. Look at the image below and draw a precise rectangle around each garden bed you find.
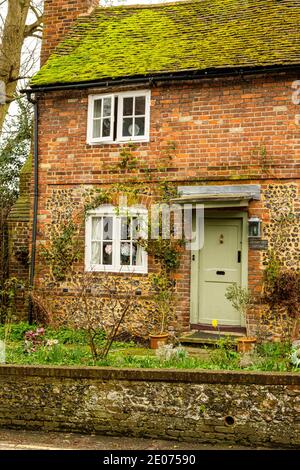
[0,323,299,372]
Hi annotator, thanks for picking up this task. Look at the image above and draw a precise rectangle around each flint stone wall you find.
[1,366,300,447]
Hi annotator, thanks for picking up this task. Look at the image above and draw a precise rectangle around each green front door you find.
[197,218,242,326]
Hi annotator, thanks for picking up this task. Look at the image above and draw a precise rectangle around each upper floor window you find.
[87,90,151,144]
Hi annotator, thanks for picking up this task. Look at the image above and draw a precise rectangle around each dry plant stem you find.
[100,302,133,359]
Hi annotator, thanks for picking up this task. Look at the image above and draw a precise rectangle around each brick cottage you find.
[8,0,300,341]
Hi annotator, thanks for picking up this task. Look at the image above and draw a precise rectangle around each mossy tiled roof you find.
[31,0,300,87]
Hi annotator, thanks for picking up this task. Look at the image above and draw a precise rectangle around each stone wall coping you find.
[0,364,300,385]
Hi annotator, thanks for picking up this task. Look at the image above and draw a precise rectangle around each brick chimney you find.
[41,0,99,65]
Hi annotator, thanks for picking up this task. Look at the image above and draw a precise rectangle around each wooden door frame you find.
[190,209,248,328]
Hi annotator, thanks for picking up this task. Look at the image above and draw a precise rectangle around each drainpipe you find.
[25,91,38,324]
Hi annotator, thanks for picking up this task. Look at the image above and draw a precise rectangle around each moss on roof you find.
[31,0,300,87]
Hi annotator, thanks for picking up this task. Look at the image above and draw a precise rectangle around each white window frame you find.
[87,90,151,144]
[87,93,115,143]
[117,90,151,143]
[85,205,148,273]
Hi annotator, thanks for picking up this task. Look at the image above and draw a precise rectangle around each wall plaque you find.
[249,238,268,251]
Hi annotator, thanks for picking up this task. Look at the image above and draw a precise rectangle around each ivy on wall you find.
[39,179,184,336]
[40,220,82,282]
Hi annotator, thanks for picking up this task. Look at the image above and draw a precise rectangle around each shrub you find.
[263,270,300,317]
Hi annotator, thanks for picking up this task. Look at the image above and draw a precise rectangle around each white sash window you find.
[87,91,150,144]
[85,206,148,273]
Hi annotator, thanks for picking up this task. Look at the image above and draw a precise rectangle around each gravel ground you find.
[0,429,271,451]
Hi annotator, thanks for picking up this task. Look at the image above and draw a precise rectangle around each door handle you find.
[237,251,241,263]
[216,270,225,275]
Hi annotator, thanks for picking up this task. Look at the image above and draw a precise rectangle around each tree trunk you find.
[0,0,31,131]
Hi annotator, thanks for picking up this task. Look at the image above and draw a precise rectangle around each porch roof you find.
[172,184,260,207]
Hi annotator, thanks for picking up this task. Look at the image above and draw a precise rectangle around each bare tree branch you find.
[0,0,43,131]
[24,13,43,38]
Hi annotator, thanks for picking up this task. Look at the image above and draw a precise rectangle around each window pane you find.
[120,242,131,265]
[93,99,102,118]
[135,117,145,136]
[103,242,113,265]
[92,218,102,240]
[93,119,101,139]
[102,118,111,137]
[131,242,143,266]
[121,217,130,240]
[103,97,112,117]
[123,97,133,116]
[135,243,143,266]
[135,96,146,115]
[92,242,101,264]
[132,217,140,239]
[122,118,133,137]
[103,216,113,240]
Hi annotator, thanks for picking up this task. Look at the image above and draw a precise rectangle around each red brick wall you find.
[41,0,99,65]
[34,71,300,332]
[38,72,299,186]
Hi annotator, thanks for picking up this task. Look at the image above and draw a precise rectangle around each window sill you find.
[86,138,149,146]
[85,266,148,274]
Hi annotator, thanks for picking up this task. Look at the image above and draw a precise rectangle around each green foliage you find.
[111,183,142,207]
[84,189,112,215]
[118,144,138,170]
[6,342,91,366]
[158,181,178,203]
[225,285,252,335]
[40,220,81,281]
[150,272,174,334]
[142,237,182,272]
[263,251,281,289]
[140,181,184,271]
[0,277,25,325]
[256,341,291,359]
[46,326,106,346]
[263,251,300,321]
[0,98,32,206]
[1,323,299,372]
[0,321,30,341]
[210,336,240,369]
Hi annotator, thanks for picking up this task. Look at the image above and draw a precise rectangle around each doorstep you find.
[179,329,244,347]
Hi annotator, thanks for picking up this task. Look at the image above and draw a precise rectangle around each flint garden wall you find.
[0,365,299,448]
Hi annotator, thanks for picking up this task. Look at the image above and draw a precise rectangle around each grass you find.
[0,323,299,372]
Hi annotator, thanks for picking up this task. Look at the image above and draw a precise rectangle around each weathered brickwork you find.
[0,209,9,285]
[37,73,299,188]
[6,158,32,319]
[41,0,99,65]
[30,70,299,334]
[0,366,300,447]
